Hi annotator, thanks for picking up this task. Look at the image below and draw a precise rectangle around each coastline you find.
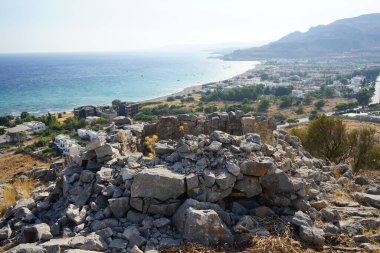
[2,61,259,116]
[141,62,259,103]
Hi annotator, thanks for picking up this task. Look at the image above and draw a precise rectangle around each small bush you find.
[166,96,175,102]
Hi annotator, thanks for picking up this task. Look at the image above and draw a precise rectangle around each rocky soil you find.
[0,113,379,253]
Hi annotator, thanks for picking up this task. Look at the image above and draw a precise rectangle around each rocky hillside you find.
[0,113,380,252]
[225,13,380,60]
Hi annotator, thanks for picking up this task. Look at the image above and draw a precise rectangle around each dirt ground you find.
[0,154,49,180]
[54,111,74,123]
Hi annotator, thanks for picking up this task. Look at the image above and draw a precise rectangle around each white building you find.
[291,90,304,98]
[351,76,365,86]
[23,121,46,132]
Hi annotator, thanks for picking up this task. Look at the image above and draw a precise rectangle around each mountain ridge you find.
[225,13,380,60]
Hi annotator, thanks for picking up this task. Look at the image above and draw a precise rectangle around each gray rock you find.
[127,210,147,224]
[85,135,106,151]
[131,167,185,201]
[215,170,236,190]
[95,144,119,162]
[361,243,380,251]
[185,173,199,191]
[233,215,259,233]
[226,162,240,176]
[245,133,261,144]
[122,226,147,248]
[366,185,380,195]
[21,223,52,243]
[211,131,232,144]
[68,233,108,251]
[353,235,369,243]
[108,197,130,218]
[173,199,231,234]
[355,176,369,185]
[353,192,380,209]
[323,223,340,235]
[5,244,45,253]
[153,142,176,155]
[201,169,216,187]
[320,207,340,223]
[291,211,312,227]
[114,116,132,126]
[180,207,234,245]
[80,170,95,183]
[0,224,12,240]
[207,141,222,152]
[153,217,171,228]
[240,158,275,176]
[234,176,262,197]
[131,245,144,253]
[66,204,86,225]
[109,239,128,250]
[231,202,248,216]
[96,167,113,181]
[260,169,294,194]
[240,142,261,152]
[299,225,325,247]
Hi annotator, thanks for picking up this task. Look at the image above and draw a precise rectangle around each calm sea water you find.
[0,51,256,116]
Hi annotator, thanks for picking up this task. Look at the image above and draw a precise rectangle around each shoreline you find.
[141,62,259,103]
[2,61,259,116]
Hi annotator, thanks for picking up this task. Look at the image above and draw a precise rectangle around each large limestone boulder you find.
[21,223,52,243]
[131,166,185,201]
[240,158,276,176]
[95,144,120,163]
[259,169,294,194]
[85,136,106,151]
[180,207,233,245]
[353,193,380,209]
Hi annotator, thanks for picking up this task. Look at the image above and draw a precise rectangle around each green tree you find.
[0,127,5,135]
[112,99,122,110]
[257,98,270,112]
[279,95,294,108]
[303,115,348,163]
[347,128,378,174]
[295,104,304,114]
[314,99,326,111]
[356,88,374,108]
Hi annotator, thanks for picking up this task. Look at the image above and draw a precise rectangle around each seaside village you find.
[0,61,379,252]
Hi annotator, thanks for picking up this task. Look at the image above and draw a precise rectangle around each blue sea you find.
[0,51,256,116]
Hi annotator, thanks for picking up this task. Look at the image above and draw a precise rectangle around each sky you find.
[0,0,380,53]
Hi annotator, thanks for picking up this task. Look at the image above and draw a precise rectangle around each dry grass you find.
[0,178,36,215]
[331,190,355,203]
[331,166,341,180]
[54,111,74,123]
[0,154,49,180]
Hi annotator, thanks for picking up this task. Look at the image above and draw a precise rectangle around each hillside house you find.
[118,102,139,117]
[23,121,46,132]
[5,125,29,143]
[74,106,97,118]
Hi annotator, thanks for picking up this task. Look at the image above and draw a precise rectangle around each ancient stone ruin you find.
[1,113,380,252]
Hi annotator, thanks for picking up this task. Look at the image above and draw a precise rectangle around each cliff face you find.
[1,114,380,252]
[225,13,380,60]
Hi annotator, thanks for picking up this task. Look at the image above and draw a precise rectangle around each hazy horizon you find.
[1,0,380,54]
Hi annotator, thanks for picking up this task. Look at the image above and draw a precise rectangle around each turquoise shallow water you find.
[0,51,256,115]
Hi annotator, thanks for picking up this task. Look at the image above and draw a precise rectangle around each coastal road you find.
[277,112,334,129]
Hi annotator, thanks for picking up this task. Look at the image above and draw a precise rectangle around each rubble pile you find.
[1,113,380,253]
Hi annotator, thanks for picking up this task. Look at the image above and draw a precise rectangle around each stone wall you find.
[143,111,276,143]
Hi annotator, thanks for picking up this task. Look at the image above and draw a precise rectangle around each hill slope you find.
[225,13,380,60]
